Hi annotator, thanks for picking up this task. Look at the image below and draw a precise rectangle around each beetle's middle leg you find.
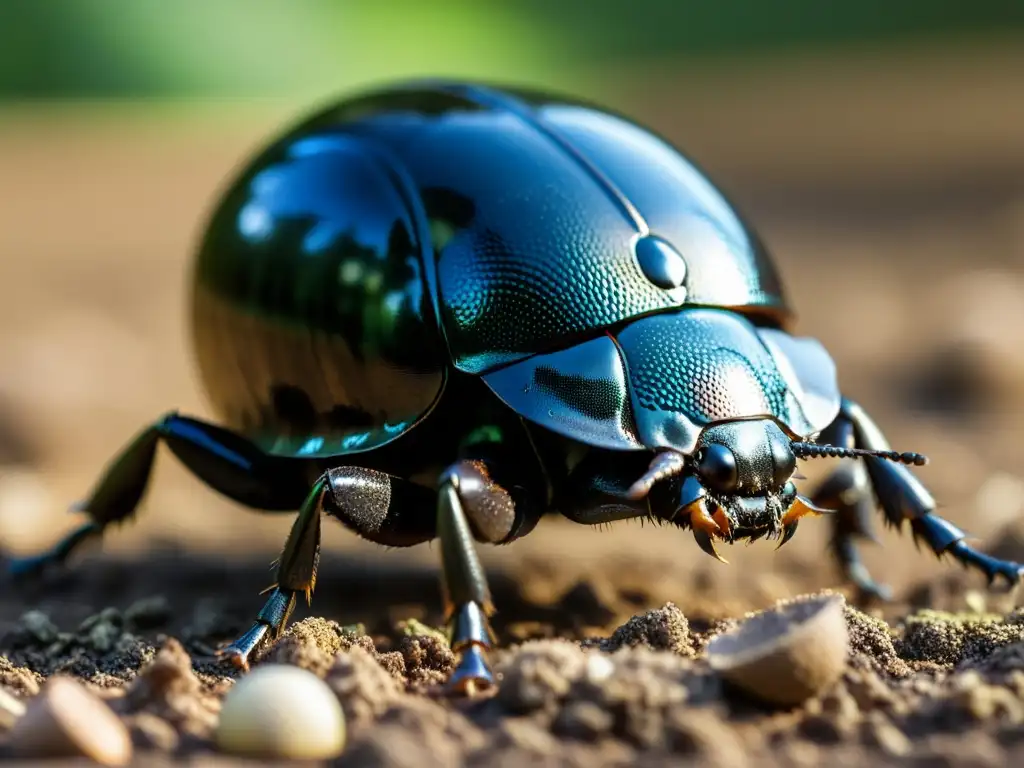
[810,397,1024,602]
[221,459,540,693]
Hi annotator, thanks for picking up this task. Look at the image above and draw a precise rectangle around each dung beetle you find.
[9,80,1023,693]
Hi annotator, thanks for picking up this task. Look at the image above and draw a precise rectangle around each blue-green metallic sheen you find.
[483,308,840,456]
[189,80,795,459]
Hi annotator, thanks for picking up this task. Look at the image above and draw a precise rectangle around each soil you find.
[3,45,1024,766]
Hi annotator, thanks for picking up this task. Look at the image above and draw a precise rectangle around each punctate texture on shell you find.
[215,663,346,760]
[8,675,133,765]
[706,593,849,707]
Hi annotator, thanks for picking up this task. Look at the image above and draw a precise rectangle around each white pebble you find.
[216,664,346,760]
[0,687,26,730]
[8,676,132,765]
[584,652,615,683]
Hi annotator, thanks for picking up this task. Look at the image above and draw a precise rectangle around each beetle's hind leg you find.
[5,413,308,580]
[813,397,1024,601]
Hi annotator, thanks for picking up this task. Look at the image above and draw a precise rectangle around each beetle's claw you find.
[692,528,728,563]
[775,522,799,550]
[446,645,494,697]
[215,646,251,672]
[984,559,1024,592]
[217,623,269,672]
[780,495,834,528]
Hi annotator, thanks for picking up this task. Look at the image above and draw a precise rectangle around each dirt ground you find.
[3,43,1024,765]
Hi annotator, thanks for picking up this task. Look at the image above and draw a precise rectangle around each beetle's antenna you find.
[626,451,687,499]
[791,442,928,466]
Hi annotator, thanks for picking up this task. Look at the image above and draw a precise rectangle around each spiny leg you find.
[219,457,541,687]
[825,397,1024,592]
[218,466,439,670]
[436,459,525,695]
[217,478,327,668]
[6,413,308,580]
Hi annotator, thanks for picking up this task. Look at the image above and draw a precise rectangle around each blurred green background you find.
[1,0,1022,100]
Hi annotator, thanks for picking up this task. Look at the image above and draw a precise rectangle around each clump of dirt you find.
[843,603,913,678]
[115,637,221,753]
[582,602,696,657]
[260,616,371,677]
[897,609,1024,667]
[3,606,157,685]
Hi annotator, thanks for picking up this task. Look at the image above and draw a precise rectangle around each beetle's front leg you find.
[812,397,1024,599]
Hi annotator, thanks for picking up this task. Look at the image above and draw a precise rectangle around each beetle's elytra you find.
[10,80,1022,693]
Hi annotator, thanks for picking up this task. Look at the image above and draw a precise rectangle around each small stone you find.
[666,706,748,766]
[79,607,123,632]
[554,700,613,740]
[821,687,862,734]
[954,676,1024,723]
[798,714,843,744]
[9,676,132,765]
[124,596,172,630]
[88,622,122,654]
[707,593,849,707]
[845,670,896,711]
[864,712,912,757]
[585,652,615,683]
[1008,670,1024,698]
[216,663,346,760]
[125,712,179,752]
[966,591,988,615]
[17,610,59,645]
[0,686,26,730]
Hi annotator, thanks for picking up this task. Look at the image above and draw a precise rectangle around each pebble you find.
[863,711,912,757]
[8,676,132,765]
[584,652,615,683]
[706,593,849,707]
[216,663,346,760]
[0,686,26,730]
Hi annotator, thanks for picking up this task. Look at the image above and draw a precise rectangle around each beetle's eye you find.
[773,446,797,488]
[695,443,739,492]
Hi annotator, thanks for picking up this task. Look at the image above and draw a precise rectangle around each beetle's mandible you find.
[9,80,1023,694]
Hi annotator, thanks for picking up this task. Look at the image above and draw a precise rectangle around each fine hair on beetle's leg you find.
[217,477,328,669]
[217,465,439,670]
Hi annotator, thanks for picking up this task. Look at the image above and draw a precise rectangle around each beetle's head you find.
[626,418,927,561]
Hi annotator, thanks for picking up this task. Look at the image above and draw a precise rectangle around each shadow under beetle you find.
[10,80,1024,693]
